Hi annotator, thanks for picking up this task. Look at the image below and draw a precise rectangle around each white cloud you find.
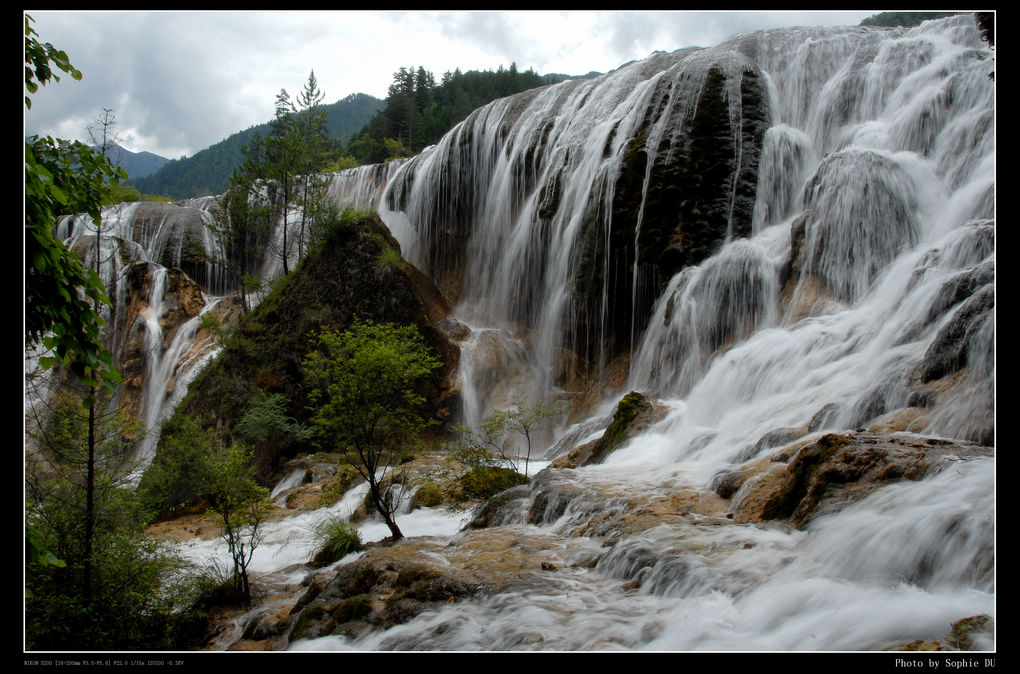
[24,10,878,158]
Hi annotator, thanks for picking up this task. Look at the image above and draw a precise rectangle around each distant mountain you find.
[132,93,384,199]
[100,143,170,180]
[542,71,602,85]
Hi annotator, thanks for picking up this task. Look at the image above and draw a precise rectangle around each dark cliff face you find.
[178,211,460,477]
[385,50,771,376]
[571,60,771,365]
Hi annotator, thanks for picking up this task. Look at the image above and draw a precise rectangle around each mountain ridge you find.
[131,92,384,199]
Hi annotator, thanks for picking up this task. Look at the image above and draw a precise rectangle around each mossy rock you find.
[332,594,373,624]
[458,466,529,502]
[554,391,659,467]
[411,481,445,509]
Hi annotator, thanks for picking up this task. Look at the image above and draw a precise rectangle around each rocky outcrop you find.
[288,546,479,642]
[175,211,460,479]
[728,431,993,527]
[571,57,772,365]
[898,614,994,651]
[918,283,994,383]
[114,261,210,423]
[551,391,667,468]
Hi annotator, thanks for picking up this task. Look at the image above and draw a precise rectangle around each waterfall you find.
[293,14,993,651]
[378,14,993,453]
[47,200,229,473]
[33,13,993,652]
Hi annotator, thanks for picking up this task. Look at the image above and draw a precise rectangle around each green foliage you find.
[455,462,529,502]
[308,205,371,254]
[345,63,548,163]
[860,12,960,27]
[107,179,142,204]
[302,319,442,539]
[330,155,360,171]
[204,444,272,604]
[310,515,363,565]
[25,15,125,396]
[412,480,445,508]
[26,526,189,650]
[25,394,190,650]
[384,137,412,160]
[234,390,310,477]
[138,413,219,518]
[376,245,403,276]
[199,311,223,338]
[214,141,273,311]
[24,14,80,109]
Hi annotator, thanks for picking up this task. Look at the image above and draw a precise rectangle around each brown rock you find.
[733,431,992,527]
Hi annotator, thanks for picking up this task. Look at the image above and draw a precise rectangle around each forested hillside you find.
[132,93,383,199]
[344,64,589,163]
[130,65,597,199]
[859,11,961,27]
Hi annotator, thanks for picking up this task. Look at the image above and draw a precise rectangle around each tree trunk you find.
[370,481,403,540]
[83,392,96,605]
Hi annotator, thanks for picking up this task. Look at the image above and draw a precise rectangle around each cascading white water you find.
[292,15,994,651]
[47,200,231,473]
[35,14,992,653]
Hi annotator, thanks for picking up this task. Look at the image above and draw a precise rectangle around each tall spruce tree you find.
[294,71,333,261]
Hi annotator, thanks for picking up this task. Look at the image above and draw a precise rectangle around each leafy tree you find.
[25,15,125,393]
[234,390,310,478]
[25,393,189,650]
[131,93,383,200]
[203,444,271,605]
[217,130,274,311]
[227,72,337,278]
[263,89,303,275]
[292,71,335,261]
[344,63,547,163]
[302,320,442,540]
[25,15,128,603]
[137,413,219,518]
[455,394,567,482]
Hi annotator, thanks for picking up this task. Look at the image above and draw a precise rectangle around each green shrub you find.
[310,516,363,566]
[412,481,444,508]
[199,312,221,331]
[375,245,403,274]
[138,413,218,518]
[457,465,529,502]
[233,390,310,478]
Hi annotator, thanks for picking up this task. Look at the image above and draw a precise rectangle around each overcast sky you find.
[24,10,878,159]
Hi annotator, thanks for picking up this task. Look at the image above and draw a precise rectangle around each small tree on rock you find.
[460,394,567,479]
[204,444,270,605]
[302,320,442,540]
